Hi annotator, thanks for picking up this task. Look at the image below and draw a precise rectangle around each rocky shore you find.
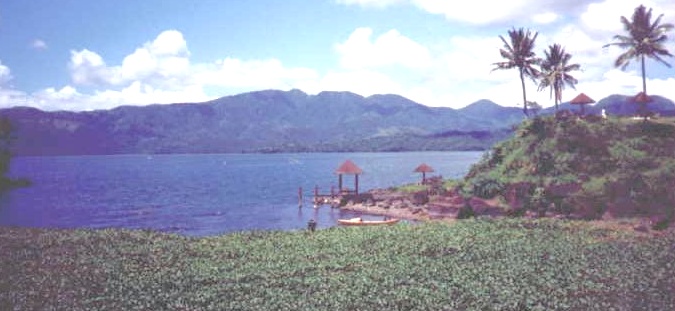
[338,187,484,222]
[338,184,669,232]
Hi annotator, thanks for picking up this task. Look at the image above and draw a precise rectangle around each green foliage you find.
[470,176,504,199]
[396,184,428,193]
[1,220,674,310]
[0,117,12,177]
[0,117,29,191]
[464,116,675,219]
[566,177,611,219]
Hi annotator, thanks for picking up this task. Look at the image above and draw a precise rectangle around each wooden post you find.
[338,174,343,192]
[355,174,359,195]
[298,187,303,207]
[314,185,319,205]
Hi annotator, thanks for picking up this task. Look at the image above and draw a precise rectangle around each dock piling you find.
[298,187,303,207]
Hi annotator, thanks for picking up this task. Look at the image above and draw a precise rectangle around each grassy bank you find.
[1,219,674,310]
[463,115,675,221]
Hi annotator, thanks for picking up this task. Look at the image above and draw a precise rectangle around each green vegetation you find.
[0,117,29,191]
[394,184,428,193]
[462,114,675,222]
[1,219,674,310]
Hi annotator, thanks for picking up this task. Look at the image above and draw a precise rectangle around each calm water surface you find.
[0,152,483,236]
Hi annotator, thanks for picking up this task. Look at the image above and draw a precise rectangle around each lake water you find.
[0,152,483,236]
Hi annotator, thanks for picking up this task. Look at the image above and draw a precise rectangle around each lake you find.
[0,152,483,236]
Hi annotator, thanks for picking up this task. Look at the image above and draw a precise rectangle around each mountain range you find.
[0,89,673,156]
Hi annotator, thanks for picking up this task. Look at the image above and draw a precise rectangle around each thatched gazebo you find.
[414,163,435,184]
[570,93,595,115]
[335,160,363,195]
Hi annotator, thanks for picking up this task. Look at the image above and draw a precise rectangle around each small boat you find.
[337,217,400,226]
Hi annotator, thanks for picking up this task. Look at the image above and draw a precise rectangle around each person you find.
[307,219,317,232]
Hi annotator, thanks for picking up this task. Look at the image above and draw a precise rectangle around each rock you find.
[650,215,671,231]
[391,200,406,209]
[412,191,429,205]
[468,197,504,217]
[634,224,650,233]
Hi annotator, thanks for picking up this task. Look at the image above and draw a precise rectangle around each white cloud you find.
[581,0,675,34]
[0,61,12,85]
[91,82,209,108]
[31,39,48,50]
[196,58,318,90]
[532,12,559,25]
[70,30,191,87]
[0,30,323,111]
[147,30,189,57]
[69,49,115,86]
[336,28,432,70]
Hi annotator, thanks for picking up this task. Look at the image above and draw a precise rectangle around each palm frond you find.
[608,4,673,72]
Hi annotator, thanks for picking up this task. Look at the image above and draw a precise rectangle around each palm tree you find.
[537,44,580,112]
[493,27,541,117]
[604,5,673,95]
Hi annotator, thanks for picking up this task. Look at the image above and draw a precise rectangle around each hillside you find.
[0,90,522,155]
[1,90,673,156]
[462,113,675,224]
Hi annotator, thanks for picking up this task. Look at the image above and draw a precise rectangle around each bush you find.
[528,187,548,217]
[471,176,504,199]
[566,178,610,219]
[457,203,475,219]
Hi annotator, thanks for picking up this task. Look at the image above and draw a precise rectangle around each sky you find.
[0,0,673,111]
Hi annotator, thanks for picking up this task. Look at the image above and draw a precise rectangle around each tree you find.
[604,5,673,95]
[526,101,542,116]
[0,117,13,178]
[537,44,580,112]
[493,27,541,117]
[0,117,28,190]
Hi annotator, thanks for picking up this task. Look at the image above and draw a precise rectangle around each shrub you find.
[528,187,548,217]
[457,203,475,219]
[471,176,504,199]
[566,177,610,219]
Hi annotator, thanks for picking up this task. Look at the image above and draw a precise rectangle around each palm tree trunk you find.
[519,68,528,117]
[641,54,646,94]
[641,54,647,120]
[555,85,560,112]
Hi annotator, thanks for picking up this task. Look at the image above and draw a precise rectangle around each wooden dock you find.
[299,185,372,208]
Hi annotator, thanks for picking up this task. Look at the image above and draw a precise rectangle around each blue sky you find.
[0,0,673,111]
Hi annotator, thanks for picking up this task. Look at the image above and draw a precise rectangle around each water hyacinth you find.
[1,219,674,310]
